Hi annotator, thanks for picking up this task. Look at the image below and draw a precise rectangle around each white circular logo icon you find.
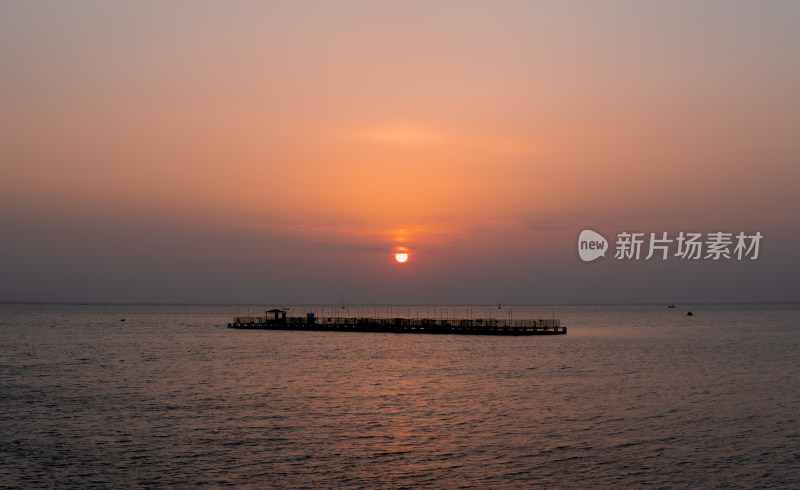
[578,229,608,262]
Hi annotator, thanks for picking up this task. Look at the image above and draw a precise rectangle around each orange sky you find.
[1,2,798,303]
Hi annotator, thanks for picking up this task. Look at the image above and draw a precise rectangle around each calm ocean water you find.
[1,303,798,488]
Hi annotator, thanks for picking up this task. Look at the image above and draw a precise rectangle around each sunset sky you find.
[2,1,798,304]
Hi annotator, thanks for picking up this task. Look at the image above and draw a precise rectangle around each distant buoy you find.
[686,312,693,316]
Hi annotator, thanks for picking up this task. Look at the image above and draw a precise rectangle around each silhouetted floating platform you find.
[228,309,566,336]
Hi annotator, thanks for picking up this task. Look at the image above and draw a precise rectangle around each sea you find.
[1,303,798,488]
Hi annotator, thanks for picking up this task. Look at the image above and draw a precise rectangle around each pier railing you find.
[230,315,564,335]
[232,315,559,328]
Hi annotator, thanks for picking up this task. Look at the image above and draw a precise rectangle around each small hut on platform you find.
[266,309,287,323]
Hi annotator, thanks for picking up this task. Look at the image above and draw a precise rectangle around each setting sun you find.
[394,246,409,263]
